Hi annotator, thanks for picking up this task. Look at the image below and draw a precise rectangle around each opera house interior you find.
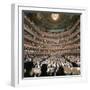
[23,11,80,77]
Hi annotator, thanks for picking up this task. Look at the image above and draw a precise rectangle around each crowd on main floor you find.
[24,54,80,77]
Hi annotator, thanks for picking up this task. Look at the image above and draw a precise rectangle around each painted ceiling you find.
[24,11,80,32]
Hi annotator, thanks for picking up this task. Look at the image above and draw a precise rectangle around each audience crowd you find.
[24,54,80,77]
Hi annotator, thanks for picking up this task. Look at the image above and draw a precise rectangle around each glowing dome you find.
[51,13,60,21]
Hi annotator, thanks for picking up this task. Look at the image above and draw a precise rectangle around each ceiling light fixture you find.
[51,13,59,21]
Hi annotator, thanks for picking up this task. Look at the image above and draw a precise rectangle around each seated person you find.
[56,66,65,76]
[40,64,48,76]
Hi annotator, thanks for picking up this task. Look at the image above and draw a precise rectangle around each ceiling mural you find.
[24,11,80,32]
